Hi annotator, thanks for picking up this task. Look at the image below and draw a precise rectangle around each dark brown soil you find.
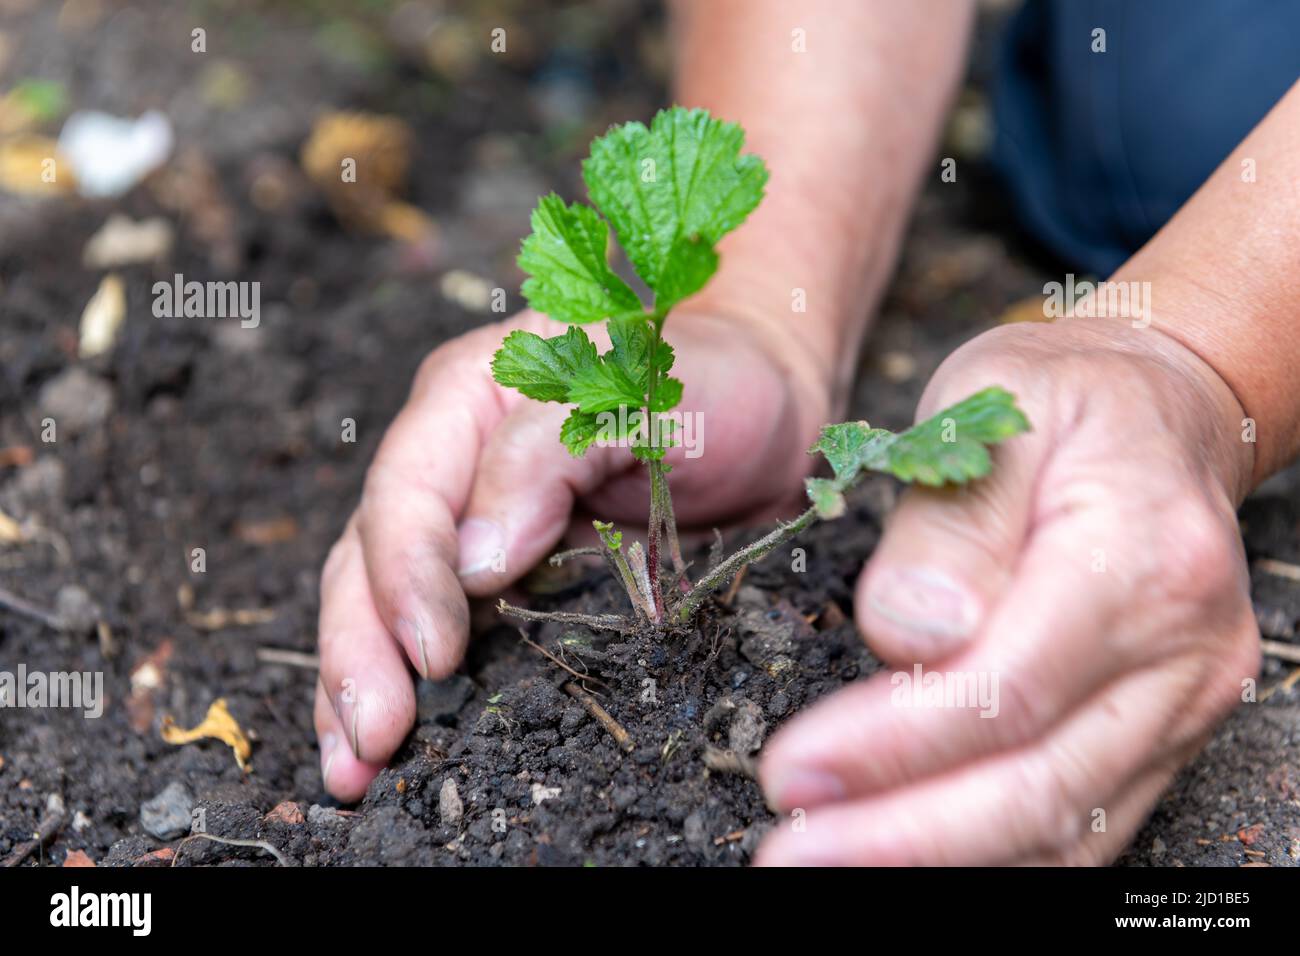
[1,1,1297,869]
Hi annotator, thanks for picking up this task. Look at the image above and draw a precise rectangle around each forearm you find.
[670,0,974,414]
[1111,79,1300,491]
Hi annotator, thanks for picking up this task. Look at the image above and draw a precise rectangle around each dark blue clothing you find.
[993,0,1300,276]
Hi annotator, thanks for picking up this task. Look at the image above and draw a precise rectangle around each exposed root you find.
[173,832,290,867]
[496,599,637,635]
[548,547,603,566]
[518,631,610,693]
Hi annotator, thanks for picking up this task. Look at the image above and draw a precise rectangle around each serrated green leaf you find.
[804,477,846,519]
[605,315,653,388]
[518,194,644,324]
[583,107,768,310]
[566,359,644,414]
[560,408,602,457]
[808,388,1030,500]
[651,376,683,412]
[881,387,1030,486]
[491,326,599,402]
[809,421,895,483]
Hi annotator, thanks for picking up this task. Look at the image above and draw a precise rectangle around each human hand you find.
[757,317,1260,865]
[314,307,831,800]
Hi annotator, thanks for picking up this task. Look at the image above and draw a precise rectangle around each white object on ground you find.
[78,273,127,358]
[82,213,173,268]
[57,109,173,199]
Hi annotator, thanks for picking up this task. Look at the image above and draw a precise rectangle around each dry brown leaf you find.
[161,697,252,771]
[0,445,33,468]
[0,507,24,543]
[0,135,74,195]
[78,273,126,358]
[62,849,95,867]
[264,801,304,826]
[1237,823,1265,846]
[301,112,433,241]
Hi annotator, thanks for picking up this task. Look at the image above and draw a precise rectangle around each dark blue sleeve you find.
[992,0,1300,276]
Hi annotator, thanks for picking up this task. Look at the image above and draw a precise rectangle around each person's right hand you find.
[314,307,832,800]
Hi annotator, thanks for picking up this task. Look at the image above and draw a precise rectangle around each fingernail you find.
[398,616,432,679]
[330,684,362,759]
[866,566,979,651]
[349,703,361,759]
[320,733,338,789]
[456,518,505,578]
[765,768,845,811]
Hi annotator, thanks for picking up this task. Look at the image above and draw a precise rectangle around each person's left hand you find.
[755,316,1261,865]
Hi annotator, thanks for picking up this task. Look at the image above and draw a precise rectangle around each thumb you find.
[456,400,626,595]
[855,394,1043,665]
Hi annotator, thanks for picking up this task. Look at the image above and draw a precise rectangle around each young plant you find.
[491,107,1028,635]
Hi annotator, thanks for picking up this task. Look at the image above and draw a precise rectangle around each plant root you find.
[548,547,603,566]
[173,832,290,867]
[496,599,637,635]
[518,631,610,693]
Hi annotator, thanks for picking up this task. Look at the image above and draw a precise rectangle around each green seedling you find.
[491,106,1028,634]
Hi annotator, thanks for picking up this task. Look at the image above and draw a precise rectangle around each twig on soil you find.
[1260,665,1300,703]
[518,631,609,693]
[720,565,747,608]
[256,647,321,670]
[701,746,758,779]
[1261,639,1300,663]
[186,606,277,630]
[497,599,637,635]
[563,681,634,753]
[1254,557,1300,583]
[1,794,65,867]
[172,832,290,867]
[0,584,63,630]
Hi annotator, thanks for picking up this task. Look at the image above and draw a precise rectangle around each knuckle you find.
[1011,750,1089,850]
[1206,621,1261,716]
[1150,500,1240,602]
[988,670,1055,745]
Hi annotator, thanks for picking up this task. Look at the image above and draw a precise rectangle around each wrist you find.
[681,305,835,454]
[1063,315,1256,504]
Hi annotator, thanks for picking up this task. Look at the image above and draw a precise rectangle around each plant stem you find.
[594,521,653,620]
[643,307,669,619]
[654,463,689,585]
[646,462,666,620]
[674,506,819,624]
[625,541,660,624]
